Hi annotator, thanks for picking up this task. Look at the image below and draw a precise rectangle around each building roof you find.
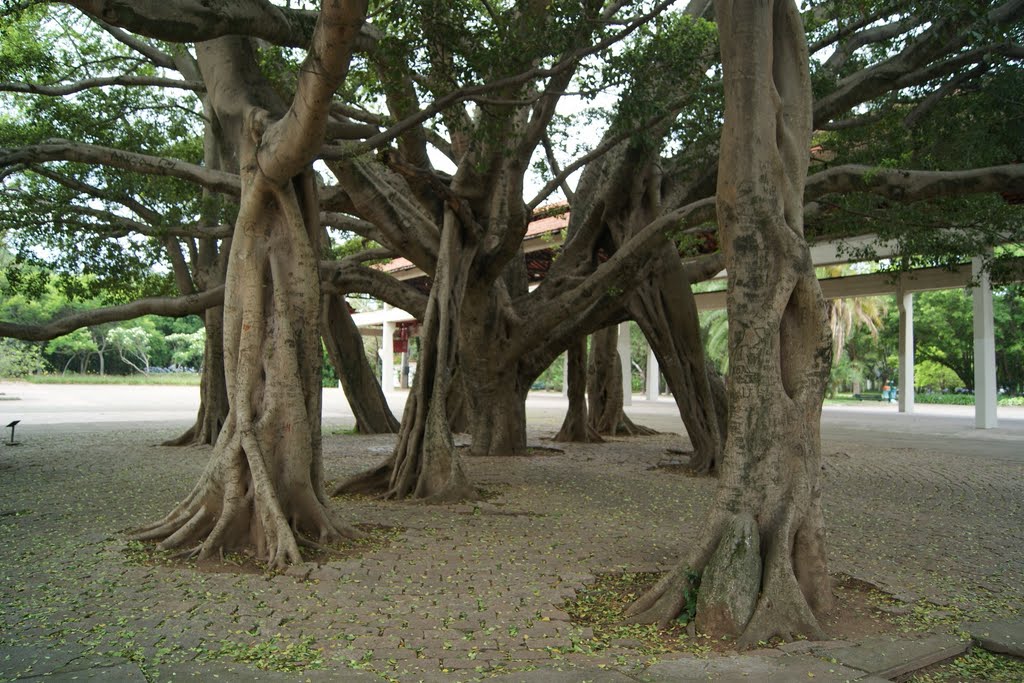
[375,205,569,275]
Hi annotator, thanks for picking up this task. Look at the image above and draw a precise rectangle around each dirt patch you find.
[822,574,901,640]
[562,571,901,656]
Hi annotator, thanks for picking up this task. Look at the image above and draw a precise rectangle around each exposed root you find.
[623,565,694,629]
[332,461,394,497]
[171,545,202,561]
[553,422,604,444]
[161,424,197,447]
[596,413,658,437]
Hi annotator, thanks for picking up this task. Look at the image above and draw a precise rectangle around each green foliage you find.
[915,392,975,405]
[914,360,964,393]
[0,7,203,305]
[106,326,154,373]
[0,338,48,377]
[45,327,98,372]
[165,328,205,369]
[603,13,718,147]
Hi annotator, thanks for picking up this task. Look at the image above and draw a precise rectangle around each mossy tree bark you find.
[134,2,368,567]
[626,0,834,644]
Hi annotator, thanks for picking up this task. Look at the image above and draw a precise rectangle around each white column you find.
[618,321,632,406]
[561,353,569,397]
[645,346,659,401]
[381,320,395,395]
[973,256,998,429]
[897,284,915,413]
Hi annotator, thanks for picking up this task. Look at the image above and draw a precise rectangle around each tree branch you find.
[319,260,427,319]
[0,140,241,196]
[0,75,203,97]
[805,163,1024,203]
[0,287,224,342]
[346,0,676,158]
[258,0,368,184]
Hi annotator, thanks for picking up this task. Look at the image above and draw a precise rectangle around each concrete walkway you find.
[1,382,1022,681]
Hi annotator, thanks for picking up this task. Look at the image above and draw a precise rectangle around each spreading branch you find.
[0,140,241,196]
[0,75,204,96]
[0,287,224,342]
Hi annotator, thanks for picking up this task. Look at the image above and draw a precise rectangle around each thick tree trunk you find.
[321,294,399,434]
[134,5,367,567]
[462,362,529,456]
[627,0,833,644]
[163,306,229,446]
[138,162,358,566]
[333,209,477,501]
[555,335,603,443]
[628,248,726,472]
[587,326,655,436]
[446,364,470,434]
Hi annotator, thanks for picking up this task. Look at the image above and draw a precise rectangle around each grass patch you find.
[24,372,200,386]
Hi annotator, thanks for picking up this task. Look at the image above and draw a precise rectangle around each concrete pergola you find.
[350,215,1002,429]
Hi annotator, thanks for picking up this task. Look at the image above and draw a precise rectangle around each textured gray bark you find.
[627,0,833,643]
[627,248,726,473]
[133,2,368,567]
[163,305,228,446]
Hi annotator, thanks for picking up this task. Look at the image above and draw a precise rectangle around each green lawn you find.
[21,372,201,386]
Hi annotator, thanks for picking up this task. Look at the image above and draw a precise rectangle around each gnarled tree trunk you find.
[555,335,603,443]
[587,325,655,436]
[628,247,727,473]
[321,294,399,434]
[627,0,833,644]
[163,306,229,446]
[134,4,367,567]
[333,208,478,501]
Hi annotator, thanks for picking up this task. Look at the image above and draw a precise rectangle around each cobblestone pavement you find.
[1,386,1022,681]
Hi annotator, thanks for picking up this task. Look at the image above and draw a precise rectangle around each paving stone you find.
[964,620,1024,657]
[151,661,383,680]
[0,646,82,679]
[815,634,968,680]
[22,661,147,682]
[640,653,883,682]
[487,667,638,682]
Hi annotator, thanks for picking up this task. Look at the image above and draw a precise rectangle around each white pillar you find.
[645,346,659,401]
[562,353,569,397]
[973,256,998,429]
[618,321,632,406]
[897,285,915,413]
[381,320,395,395]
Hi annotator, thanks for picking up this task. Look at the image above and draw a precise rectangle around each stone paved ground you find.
[1,388,1022,681]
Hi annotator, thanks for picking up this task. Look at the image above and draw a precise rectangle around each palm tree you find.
[821,266,888,394]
